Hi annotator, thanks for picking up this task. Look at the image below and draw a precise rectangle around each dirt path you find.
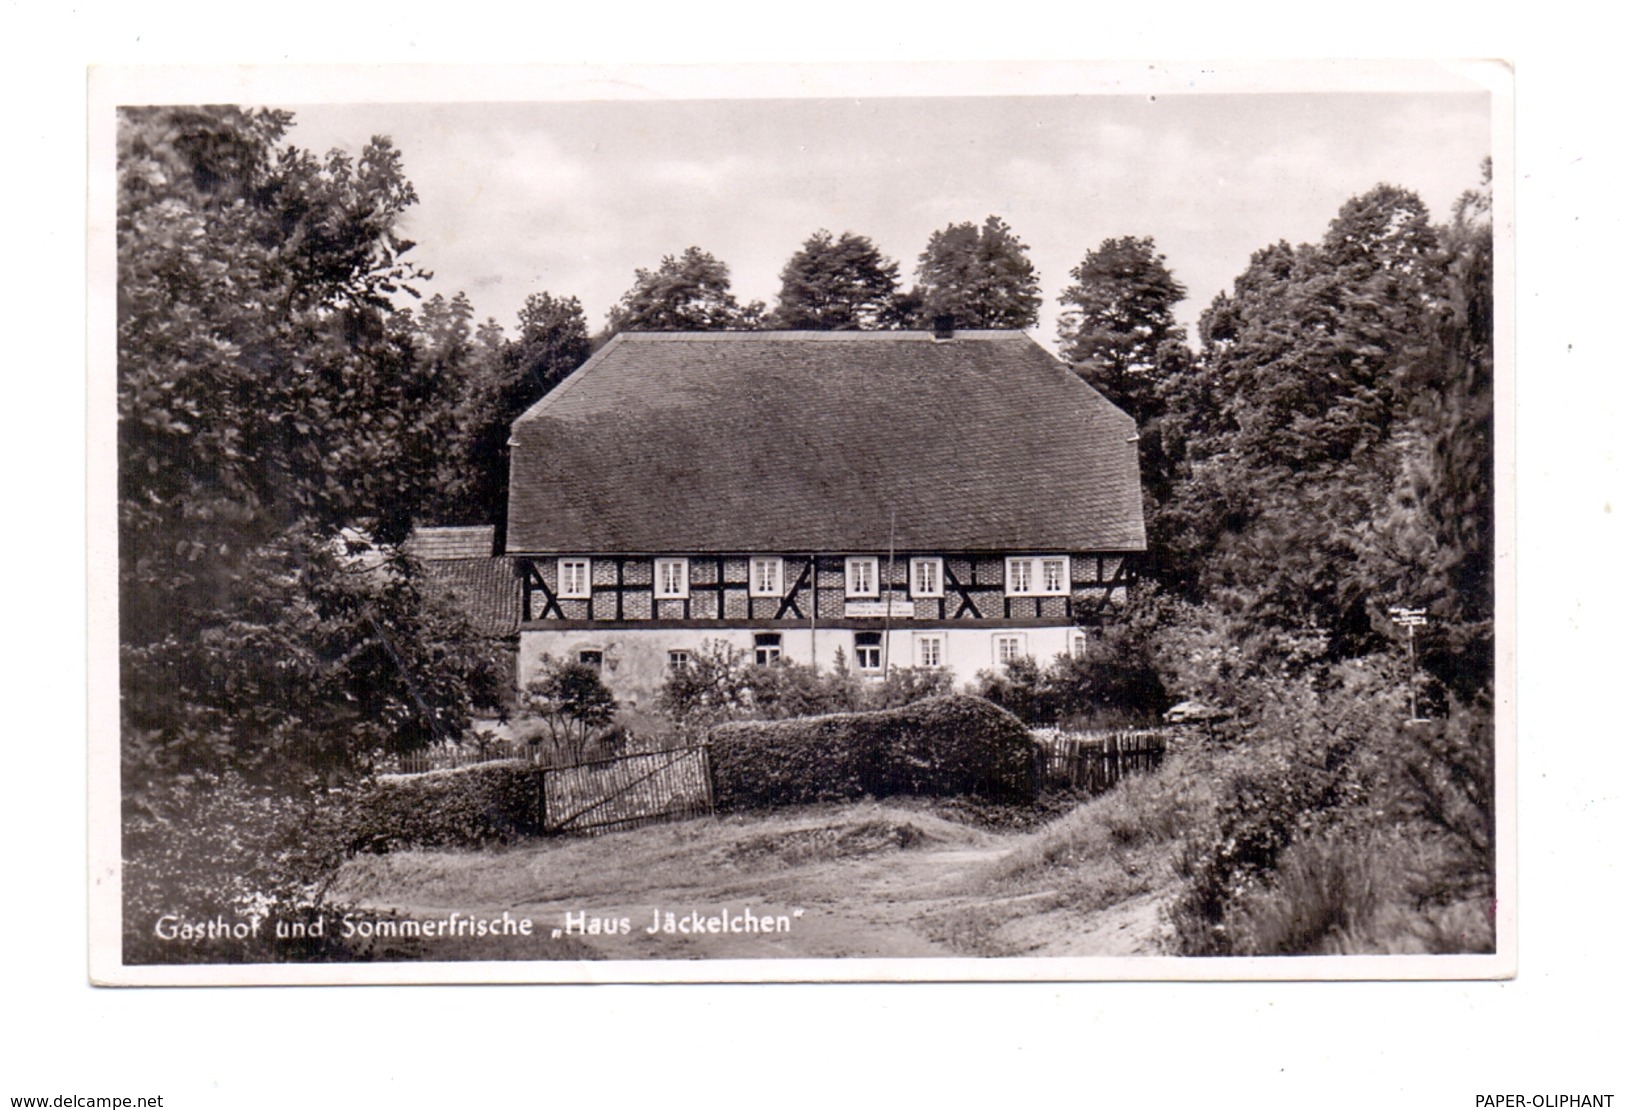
[334,802,1174,961]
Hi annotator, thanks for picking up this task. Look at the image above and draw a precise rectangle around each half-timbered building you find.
[504,327,1146,706]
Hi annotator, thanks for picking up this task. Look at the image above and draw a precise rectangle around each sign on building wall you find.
[844,600,913,618]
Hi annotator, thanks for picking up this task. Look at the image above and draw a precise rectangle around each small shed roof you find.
[404,526,518,638]
[403,525,497,560]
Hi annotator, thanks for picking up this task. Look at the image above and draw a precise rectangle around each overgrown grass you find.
[993,742,1215,883]
[954,743,1216,939]
[1222,829,1493,956]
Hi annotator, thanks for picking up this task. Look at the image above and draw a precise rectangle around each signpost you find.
[1388,606,1429,723]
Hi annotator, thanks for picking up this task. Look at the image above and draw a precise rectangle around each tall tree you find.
[914,215,1041,329]
[1148,184,1448,661]
[473,292,591,529]
[604,246,765,333]
[400,291,479,522]
[118,106,504,775]
[1360,163,1494,700]
[769,229,902,329]
[1056,236,1188,424]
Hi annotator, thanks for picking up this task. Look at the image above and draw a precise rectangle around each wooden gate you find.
[542,746,714,835]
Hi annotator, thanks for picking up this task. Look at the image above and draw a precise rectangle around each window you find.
[667,649,692,672]
[1072,631,1089,658]
[754,633,782,666]
[750,556,783,598]
[845,556,879,598]
[654,557,689,599]
[558,558,591,599]
[910,557,943,598]
[854,631,883,673]
[1006,558,1032,595]
[994,633,1027,666]
[578,650,603,671]
[915,633,944,669]
[1042,557,1069,594]
[1005,556,1069,597]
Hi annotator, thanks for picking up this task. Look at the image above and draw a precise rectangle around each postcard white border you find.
[87,59,1516,987]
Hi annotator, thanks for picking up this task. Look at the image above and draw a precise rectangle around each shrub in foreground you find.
[1166,661,1495,956]
[344,760,546,854]
[708,694,1037,810]
[123,772,361,964]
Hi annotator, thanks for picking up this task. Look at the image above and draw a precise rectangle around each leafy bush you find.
[658,639,955,736]
[518,657,618,765]
[1167,665,1392,955]
[1164,659,1495,956]
[708,694,1037,810]
[122,772,362,964]
[343,760,546,853]
[974,651,1169,728]
[741,655,865,721]
[864,665,957,710]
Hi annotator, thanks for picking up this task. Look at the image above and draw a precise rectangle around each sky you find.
[284,82,1492,351]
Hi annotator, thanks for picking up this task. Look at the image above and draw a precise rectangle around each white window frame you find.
[667,649,692,672]
[910,557,943,598]
[1005,556,1070,597]
[845,556,879,598]
[654,557,689,600]
[915,633,945,669]
[853,631,884,673]
[1072,630,1089,658]
[993,633,1028,666]
[749,556,784,598]
[1041,556,1070,595]
[558,557,591,599]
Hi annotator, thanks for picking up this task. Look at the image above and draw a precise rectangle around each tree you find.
[1056,236,1188,424]
[913,215,1041,329]
[769,230,903,329]
[118,106,504,777]
[604,246,765,333]
[460,292,590,528]
[399,292,481,523]
[521,659,619,764]
[1147,184,1450,662]
[1359,163,1494,701]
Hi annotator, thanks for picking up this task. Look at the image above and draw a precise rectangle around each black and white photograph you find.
[87,61,1509,985]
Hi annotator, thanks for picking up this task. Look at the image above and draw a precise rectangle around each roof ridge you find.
[611,329,1033,343]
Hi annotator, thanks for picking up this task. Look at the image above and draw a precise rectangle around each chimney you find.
[931,313,955,341]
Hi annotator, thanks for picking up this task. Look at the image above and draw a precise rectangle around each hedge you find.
[708,694,1038,810]
[345,760,546,854]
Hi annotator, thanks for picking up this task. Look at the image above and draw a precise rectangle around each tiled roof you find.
[405,527,518,637]
[506,330,1146,555]
[416,556,522,638]
[403,525,497,560]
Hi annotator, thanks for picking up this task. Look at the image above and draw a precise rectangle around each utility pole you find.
[1387,606,1429,723]
[881,508,896,675]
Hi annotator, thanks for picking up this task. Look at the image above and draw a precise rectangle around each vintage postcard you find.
[88,60,1513,984]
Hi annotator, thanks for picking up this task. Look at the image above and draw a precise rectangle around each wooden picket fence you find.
[1032,728,1168,795]
[542,746,715,836]
[380,737,531,775]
